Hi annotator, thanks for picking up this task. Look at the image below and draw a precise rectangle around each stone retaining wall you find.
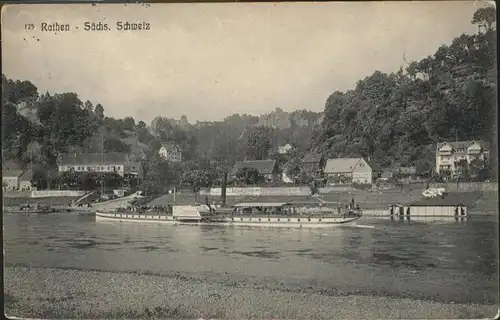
[200,186,312,197]
[31,190,86,198]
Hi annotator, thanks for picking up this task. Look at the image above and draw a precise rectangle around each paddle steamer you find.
[95,201,361,228]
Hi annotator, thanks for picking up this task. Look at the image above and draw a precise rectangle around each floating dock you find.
[388,191,483,218]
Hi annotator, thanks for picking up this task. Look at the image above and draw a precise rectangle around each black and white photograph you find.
[2,1,498,319]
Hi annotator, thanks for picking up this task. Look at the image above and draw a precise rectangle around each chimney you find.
[221,171,228,207]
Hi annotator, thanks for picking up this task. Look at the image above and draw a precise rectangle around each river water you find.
[3,213,499,306]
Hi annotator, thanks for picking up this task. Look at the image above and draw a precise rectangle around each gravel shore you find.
[5,265,497,319]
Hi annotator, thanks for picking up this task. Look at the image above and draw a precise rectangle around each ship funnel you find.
[221,171,228,207]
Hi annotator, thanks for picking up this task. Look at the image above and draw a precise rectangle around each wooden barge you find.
[388,191,482,220]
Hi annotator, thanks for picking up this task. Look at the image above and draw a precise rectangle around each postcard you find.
[2,2,498,319]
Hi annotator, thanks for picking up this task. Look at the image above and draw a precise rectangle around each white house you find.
[2,161,31,191]
[57,152,143,179]
[3,169,23,191]
[324,157,381,185]
[158,144,182,162]
[435,140,490,174]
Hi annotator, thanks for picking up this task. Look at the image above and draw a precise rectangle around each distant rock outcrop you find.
[257,107,323,129]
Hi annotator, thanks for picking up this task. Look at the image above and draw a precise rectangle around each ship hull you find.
[95,211,360,228]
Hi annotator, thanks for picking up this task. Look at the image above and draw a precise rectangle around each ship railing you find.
[100,208,173,215]
[213,210,362,219]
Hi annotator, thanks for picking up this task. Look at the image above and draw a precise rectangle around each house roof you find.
[381,171,393,178]
[231,160,277,175]
[302,153,323,163]
[324,157,379,173]
[233,202,289,208]
[160,143,179,149]
[324,158,361,173]
[279,143,293,148]
[19,169,33,182]
[2,169,23,178]
[437,140,490,151]
[58,152,130,166]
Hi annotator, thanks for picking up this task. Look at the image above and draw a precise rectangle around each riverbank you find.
[2,196,79,206]
[4,265,496,319]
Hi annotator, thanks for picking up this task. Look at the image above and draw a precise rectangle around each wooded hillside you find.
[313,6,496,173]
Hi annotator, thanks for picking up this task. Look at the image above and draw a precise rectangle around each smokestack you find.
[221,171,228,207]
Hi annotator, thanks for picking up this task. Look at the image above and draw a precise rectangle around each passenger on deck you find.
[460,205,465,216]
[454,206,459,216]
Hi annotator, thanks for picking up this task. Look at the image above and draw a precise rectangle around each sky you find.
[1,1,493,124]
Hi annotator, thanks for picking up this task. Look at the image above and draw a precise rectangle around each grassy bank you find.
[4,265,496,319]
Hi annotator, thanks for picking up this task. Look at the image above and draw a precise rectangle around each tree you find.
[94,104,105,120]
[180,169,211,192]
[472,6,496,33]
[123,117,135,131]
[139,155,176,195]
[137,120,147,129]
[312,7,496,169]
[469,158,491,182]
[243,126,274,160]
[84,100,94,113]
[104,137,131,153]
[454,159,469,180]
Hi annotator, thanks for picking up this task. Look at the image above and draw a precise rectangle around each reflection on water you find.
[3,213,499,304]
